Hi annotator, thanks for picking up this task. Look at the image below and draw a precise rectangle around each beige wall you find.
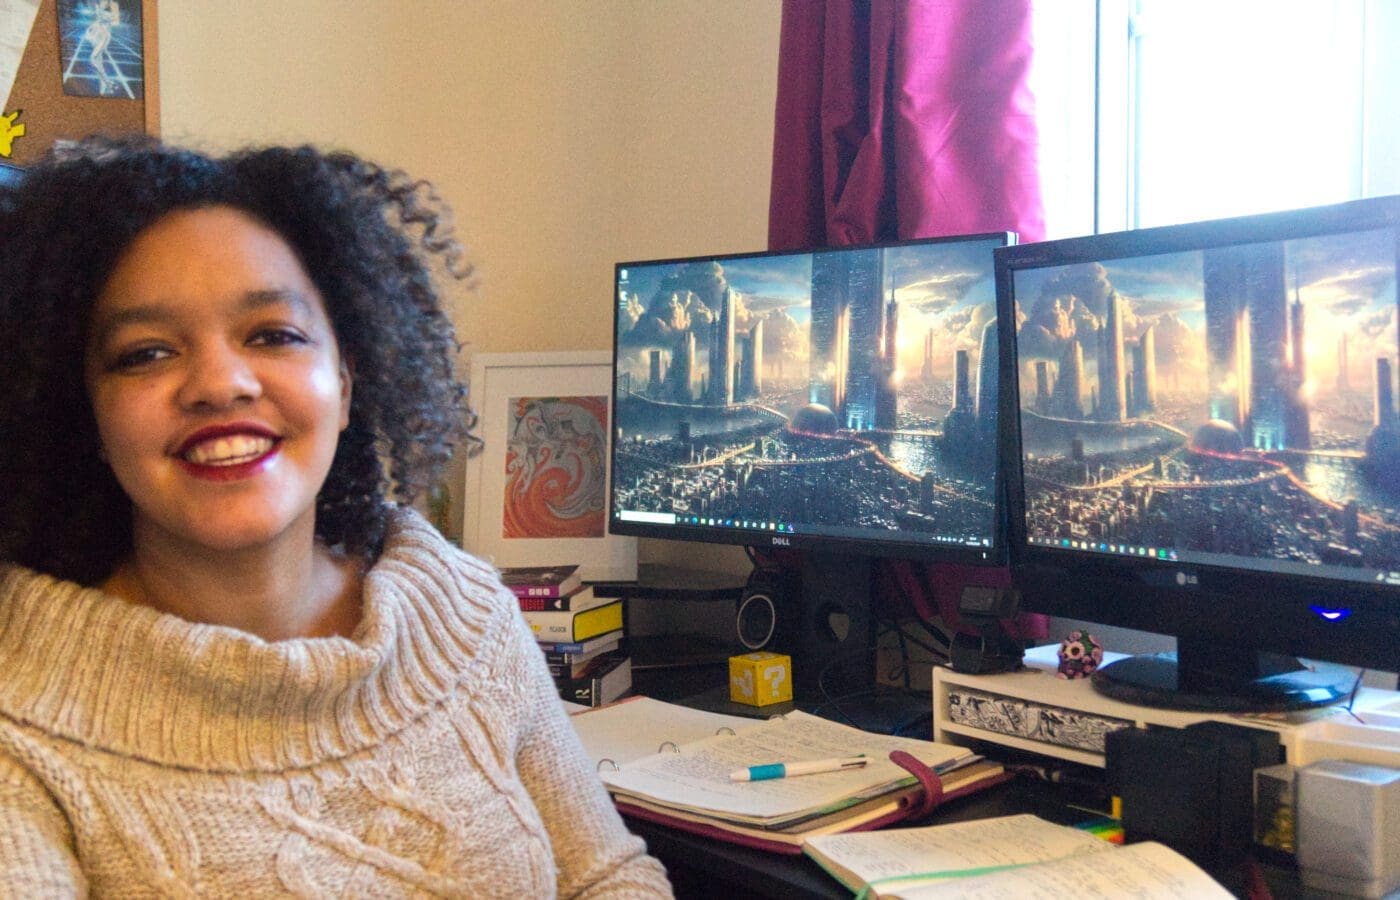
[159,1,782,358]
[158,1,778,573]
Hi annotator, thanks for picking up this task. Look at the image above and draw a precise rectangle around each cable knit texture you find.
[0,508,671,898]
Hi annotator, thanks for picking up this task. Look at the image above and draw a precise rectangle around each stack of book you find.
[500,565,631,706]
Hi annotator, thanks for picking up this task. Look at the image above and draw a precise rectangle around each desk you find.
[627,775,1330,899]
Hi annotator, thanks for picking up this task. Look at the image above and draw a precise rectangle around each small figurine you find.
[1057,630,1104,679]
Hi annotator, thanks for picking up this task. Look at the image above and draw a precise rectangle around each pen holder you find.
[729,652,792,706]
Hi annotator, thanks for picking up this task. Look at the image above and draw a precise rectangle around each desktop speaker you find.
[749,555,876,703]
[1106,721,1279,870]
[736,567,784,651]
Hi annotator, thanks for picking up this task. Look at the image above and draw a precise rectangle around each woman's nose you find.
[176,343,261,410]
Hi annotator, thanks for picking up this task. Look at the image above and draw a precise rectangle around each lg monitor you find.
[609,233,1014,696]
[998,196,1400,711]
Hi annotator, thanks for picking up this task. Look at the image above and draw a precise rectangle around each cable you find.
[1343,667,1367,723]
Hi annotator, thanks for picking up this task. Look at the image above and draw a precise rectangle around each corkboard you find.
[3,0,158,165]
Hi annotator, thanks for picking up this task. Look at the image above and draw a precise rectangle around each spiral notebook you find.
[568,698,1010,854]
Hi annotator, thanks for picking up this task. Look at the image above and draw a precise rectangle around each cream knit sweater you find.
[0,509,672,898]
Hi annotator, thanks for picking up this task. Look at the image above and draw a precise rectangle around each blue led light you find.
[1309,606,1351,622]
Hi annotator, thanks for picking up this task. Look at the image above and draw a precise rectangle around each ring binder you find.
[615,750,1012,855]
[597,758,620,773]
[592,706,1012,855]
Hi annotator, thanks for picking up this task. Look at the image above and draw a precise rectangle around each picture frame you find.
[463,350,637,582]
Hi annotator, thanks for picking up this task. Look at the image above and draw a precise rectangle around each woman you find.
[0,136,671,897]
[83,0,120,95]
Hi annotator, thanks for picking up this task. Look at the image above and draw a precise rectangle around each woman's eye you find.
[111,346,173,370]
[249,328,309,347]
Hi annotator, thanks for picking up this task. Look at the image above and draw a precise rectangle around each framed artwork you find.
[463,350,637,582]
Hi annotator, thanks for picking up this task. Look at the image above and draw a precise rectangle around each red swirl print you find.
[502,395,608,539]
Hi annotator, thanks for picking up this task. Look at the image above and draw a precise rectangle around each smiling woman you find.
[0,137,672,897]
[84,207,355,637]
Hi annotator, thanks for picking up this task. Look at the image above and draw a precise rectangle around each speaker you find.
[736,555,876,702]
[736,567,783,650]
[1106,721,1278,869]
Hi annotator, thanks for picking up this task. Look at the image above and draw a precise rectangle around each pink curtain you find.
[768,0,1047,640]
[769,0,1044,250]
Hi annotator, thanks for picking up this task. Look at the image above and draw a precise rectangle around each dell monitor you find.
[609,233,1013,697]
[998,196,1400,711]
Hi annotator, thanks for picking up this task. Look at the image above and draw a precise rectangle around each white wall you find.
[159,0,778,573]
[159,1,782,358]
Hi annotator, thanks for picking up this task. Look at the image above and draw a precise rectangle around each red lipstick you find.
[174,423,282,482]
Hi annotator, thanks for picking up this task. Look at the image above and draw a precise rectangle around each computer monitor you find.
[609,233,1014,696]
[997,195,1400,711]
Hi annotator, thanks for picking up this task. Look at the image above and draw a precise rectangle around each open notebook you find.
[803,814,1232,898]
[568,697,1009,853]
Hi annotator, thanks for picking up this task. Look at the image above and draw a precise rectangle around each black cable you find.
[1343,667,1368,723]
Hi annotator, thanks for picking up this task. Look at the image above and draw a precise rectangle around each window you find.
[1031,0,1400,238]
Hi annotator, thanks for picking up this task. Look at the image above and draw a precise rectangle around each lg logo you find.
[1175,571,1199,587]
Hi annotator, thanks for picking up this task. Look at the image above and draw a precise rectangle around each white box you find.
[1296,760,1400,898]
[932,645,1399,768]
[1290,699,1400,770]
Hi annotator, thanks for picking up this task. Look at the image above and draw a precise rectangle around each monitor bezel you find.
[608,231,1016,568]
[996,195,1400,673]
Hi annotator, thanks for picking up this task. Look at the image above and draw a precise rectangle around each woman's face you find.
[84,205,351,557]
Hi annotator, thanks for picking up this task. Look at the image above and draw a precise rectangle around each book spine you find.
[555,657,630,706]
[517,594,575,612]
[526,602,621,642]
[511,584,565,599]
[540,639,589,654]
[558,678,603,706]
[542,636,617,660]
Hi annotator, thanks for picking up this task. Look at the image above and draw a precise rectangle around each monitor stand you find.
[1090,636,1357,712]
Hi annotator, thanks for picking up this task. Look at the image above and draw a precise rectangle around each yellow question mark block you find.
[729,651,792,707]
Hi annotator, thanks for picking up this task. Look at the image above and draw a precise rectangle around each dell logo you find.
[772,536,791,547]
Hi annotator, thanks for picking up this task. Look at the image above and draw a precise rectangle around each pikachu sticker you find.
[0,110,24,158]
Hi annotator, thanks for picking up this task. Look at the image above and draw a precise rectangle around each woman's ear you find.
[338,355,353,431]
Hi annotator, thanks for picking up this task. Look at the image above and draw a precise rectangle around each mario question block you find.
[729,652,792,707]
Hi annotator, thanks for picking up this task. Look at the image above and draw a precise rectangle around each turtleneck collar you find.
[0,509,511,773]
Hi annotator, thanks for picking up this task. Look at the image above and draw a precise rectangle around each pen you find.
[729,756,869,782]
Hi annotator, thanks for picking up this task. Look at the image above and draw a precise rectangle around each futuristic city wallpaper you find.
[1013,226,1400,581]
[611,238,1007,548]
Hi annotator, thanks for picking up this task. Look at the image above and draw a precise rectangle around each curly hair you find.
[0,135,478,585]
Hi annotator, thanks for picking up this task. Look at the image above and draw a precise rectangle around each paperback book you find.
[548,638,622,678]
[499,564,583,599]
[524,594,623,643]
[537,630,624,656]
[555,653,632,707]
[518,584,597,612]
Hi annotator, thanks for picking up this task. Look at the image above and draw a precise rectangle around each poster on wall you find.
[57,0,144,99]
[1,0,41,109]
